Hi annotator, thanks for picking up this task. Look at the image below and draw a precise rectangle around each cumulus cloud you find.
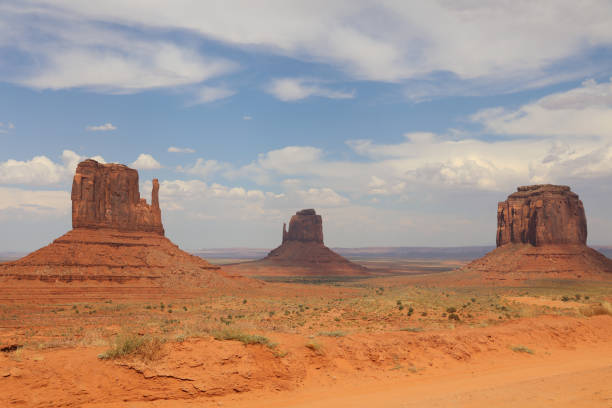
[168,146,195,153]
[295,188,348,207]
[193,86,236,104]
[0,150,105,186]
[131,153,161,170]
[177,158,226,179]
[0,187,70,214]
[267,78,355,102]
[86,123,116,131]
[472,77,612,138]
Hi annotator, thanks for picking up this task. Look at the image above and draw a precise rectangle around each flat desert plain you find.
[0,258,611,407]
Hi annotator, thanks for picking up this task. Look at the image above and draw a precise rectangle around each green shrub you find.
[446,307,457,313]
[448,313,460,321]
[212,328,276,349]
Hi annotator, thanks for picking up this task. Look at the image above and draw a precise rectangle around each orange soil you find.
[461,243,612,282]
[1,315,610,407]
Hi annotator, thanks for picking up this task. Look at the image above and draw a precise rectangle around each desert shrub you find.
[399,327,423,332]
[306,340,323,353]
[580,301,612,317]
[446,307,457,313]
[448,313,460,321]
[318,331,346,337]
[212,327,276,349]
[99,332,164,361]
[561,296,570,302]
[511,345,534,354]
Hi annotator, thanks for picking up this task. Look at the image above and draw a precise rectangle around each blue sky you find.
[1,1,612,251]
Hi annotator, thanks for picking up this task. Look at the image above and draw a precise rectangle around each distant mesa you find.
[282,209,324,244]
[463,184,612,281]
[0,159,245,288]
[226,209,369,276]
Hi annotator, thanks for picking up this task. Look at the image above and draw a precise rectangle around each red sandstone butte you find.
[72,160,164,234]
[0,160,247,288]
[496,185,587,247]
[226,209,369,276]
[463,184,612,281]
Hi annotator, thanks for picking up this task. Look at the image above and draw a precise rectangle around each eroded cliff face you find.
[71,160,164,235]
[496,185,587,247]
[282,209,324,244]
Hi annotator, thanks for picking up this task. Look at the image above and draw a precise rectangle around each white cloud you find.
[13,1,612,95]
[0,122,15,134]
[0,150,105,186]
[168,146,195,153]
[193,86,236,104]
[267,78,355,101]
[131,153,161,170]
[473,77,612,138]
[243,115,252,120]
[0,187,70,214]
[177,158,226,178]
[296,188,348,207]
[0,5,237,93]
[86,122,116,131]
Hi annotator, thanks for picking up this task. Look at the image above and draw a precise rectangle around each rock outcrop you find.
[282,209,324,244]
[463,184,612,282]
[226,209,369,276]
[72,160,164,234]
[0,160,247,288]
[496,185,587,247]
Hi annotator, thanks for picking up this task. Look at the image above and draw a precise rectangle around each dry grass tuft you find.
[99,332,165,361]
[580,301,612,317]
[212,327,277,349]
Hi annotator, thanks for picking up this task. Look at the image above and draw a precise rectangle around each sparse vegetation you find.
[399,327,423,332]
[212,327,276,349]
[511,345,534,354]
[318,331,346,337]
[99,332,165,361]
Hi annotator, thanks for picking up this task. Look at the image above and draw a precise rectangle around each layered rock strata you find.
[72,160,164,234]
[0,160,244,288]
[496,185,587,247]
[463,185,612,281]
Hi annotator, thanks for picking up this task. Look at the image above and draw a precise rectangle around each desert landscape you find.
[0,162,610,407]
[2,2,612,407]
